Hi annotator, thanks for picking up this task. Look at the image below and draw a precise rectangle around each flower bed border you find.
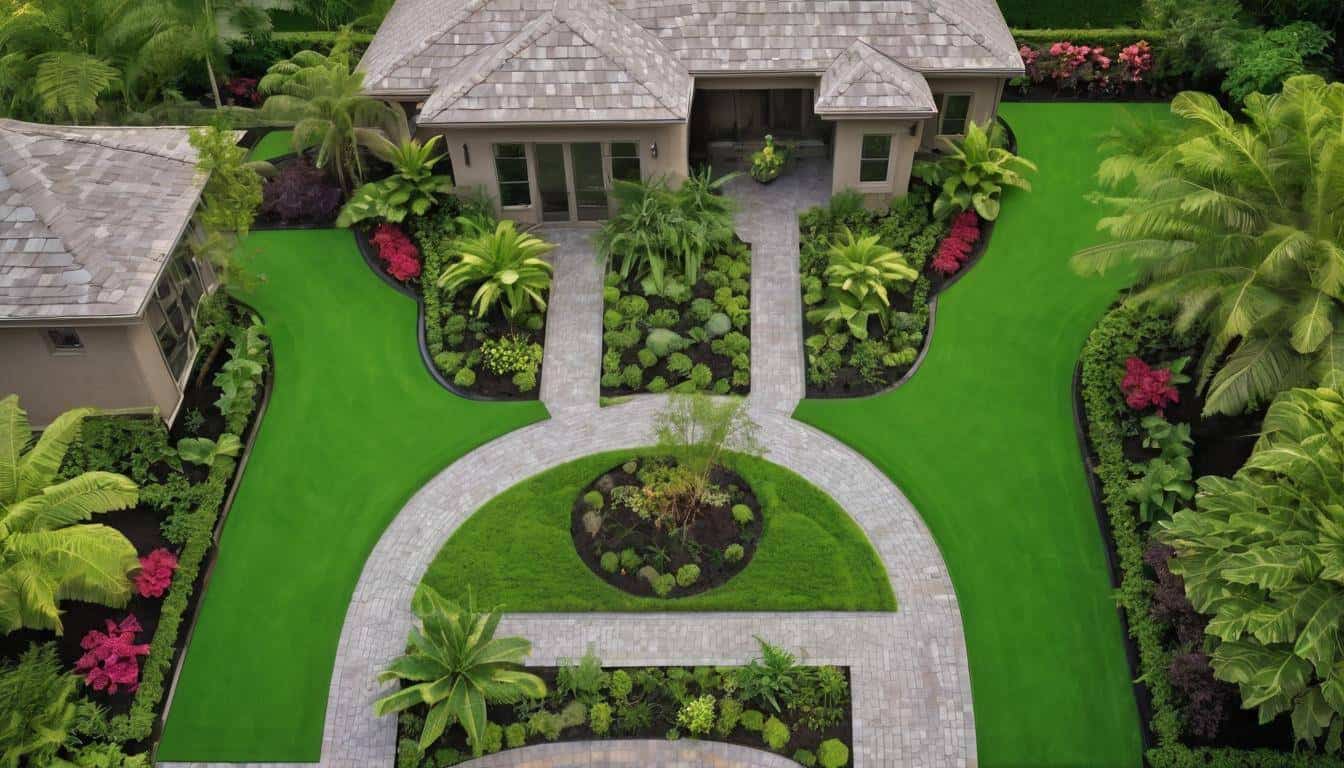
[801,118,1013,401]
[90,298,277,752]
[1073,304,1344,768]
[352,227,527,403]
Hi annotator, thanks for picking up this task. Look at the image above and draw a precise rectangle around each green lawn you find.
[155,230,548,761]
[422,450,896,612]
[247,129,294,162]
[795,102,1165,768]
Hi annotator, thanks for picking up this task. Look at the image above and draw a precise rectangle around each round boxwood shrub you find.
[675,563,700,587]
[609,669,633,699]
[706,312,732,337]
[818,739,849,768]
[600,551,619,573]
[794,749,818,767]
[740,710,764,732]
[589,702,613,735]
[732,504,754,525]
[453,368,476,388]
[504,722,526,749]
[724,543,744,562]
[583,490,604,510]
[762,716,790,751]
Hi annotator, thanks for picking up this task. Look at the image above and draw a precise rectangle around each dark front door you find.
[571,143,608,221]
[535,143,570,222]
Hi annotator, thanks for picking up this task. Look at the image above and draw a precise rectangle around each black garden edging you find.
[152,298,276,754]
[801,118,1015,401]
[1069,356,1158,756]
[351,227,525,403]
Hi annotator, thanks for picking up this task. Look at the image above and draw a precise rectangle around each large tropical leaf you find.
[2,471,137,534]
[33,52,118,122]
[15,405,92,502]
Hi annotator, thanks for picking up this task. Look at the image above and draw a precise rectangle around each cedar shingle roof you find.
[0,120,208,321]
[815,39,938,117]
[361,0,1024,123]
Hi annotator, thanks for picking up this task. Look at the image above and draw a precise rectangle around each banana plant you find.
[177,434,242,467]
[336,135,454,227]
[914,121,1036,221]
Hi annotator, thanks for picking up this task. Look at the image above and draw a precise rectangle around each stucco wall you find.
[919,75,1006,150]
[0,321,182,428]
[831,119,925,209]
[424,122,689,224]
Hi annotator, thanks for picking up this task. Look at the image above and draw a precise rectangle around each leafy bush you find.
[600,551,620,573]
[337,135,453,227]
[717,696,743,735]
[725,543,744,562]
[675,564,701,587]
[0,643,81,766]
[439,221,555,321]
[134,549,179,598]
[75,615,151,694]
[795,749,818,767]
[259,158,343,225]
[818,738,850,768]
[1221,22,1333,102]
[737,638,801,714]
[504,722,526,749]
[732,504,755,526]
[370,223,422,281]
[590,702,613,735]
[609,669,634,700]
[762,715,790,751]
[677,695,716,735]
[598,172,737,291]
[740,709,765,731]
[750,135,787,182]
[481,334,542,376]
[930,212,981,276]
[914,122,1036,221]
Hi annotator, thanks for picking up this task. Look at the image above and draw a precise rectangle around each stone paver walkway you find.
[161,172,975,768]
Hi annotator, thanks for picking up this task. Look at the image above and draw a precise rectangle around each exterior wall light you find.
[463,144,471,166]
[650,142,658,159]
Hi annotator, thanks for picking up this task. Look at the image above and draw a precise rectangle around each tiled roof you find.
[815,39,938,117]
[419,0,692,124]
[361,0,1025,107]
[0,120,208,321]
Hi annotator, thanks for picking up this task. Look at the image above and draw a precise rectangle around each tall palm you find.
[176,0,292,108]
[0,0,186,122]
[1073,75,1344,416]
[372,586,546,754]
[440,221,556,321]
[258,36,400,190]
[0,396,139,635]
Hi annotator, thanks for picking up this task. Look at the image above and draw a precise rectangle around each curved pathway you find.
[162,168,973,768]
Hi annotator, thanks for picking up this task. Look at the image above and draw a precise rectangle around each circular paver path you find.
[160,165,974,768]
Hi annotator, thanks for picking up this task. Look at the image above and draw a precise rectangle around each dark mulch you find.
[570,460,762,599]
[1002,82,1169,102]
[801,287,920,399]
[401,665,854,762]
[458,315,545,400]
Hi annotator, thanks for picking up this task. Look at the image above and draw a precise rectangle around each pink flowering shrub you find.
[931,212,982,275]
[135,548,178,598]
[1121,357,1180,413]
[370,223,422,281]
[1118,41,1154,83]
[1016,39,1155,93]
[75,616,151,694]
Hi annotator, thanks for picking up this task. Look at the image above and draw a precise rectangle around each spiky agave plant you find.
[438,220,555,321]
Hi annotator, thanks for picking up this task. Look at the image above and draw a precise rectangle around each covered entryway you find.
[688,88,832,168]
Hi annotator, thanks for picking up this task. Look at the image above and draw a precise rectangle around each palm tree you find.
[0,396,139,635]
[0,0,187,122]
[258,35,401,191]
[440,221,556,321]
[176,0,292,109]
[372,586,546,754]
[1072,75,1344,416]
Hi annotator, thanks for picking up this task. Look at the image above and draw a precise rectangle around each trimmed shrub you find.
[732,504,754,525]
[600,551,620,573]
[589,702,613,735]
[675,564,701,587]
[818,739,850,768]
[724,543,744,562]
[762,715,790,751]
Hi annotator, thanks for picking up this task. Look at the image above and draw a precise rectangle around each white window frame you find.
[857,133,895,187]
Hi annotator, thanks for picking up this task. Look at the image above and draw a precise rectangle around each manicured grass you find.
[422,450,896,612]
[155,229,548,761]
[795,102,1166,768]
[999,0,1138,28]
[247,129,294,162]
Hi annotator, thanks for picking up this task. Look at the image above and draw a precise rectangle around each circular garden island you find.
[422,449,896,613]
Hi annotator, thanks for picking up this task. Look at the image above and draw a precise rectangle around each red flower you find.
[75,616,150,694]
[931,212,982,275]
[1121,357,1180,413]
[135,548,178,598]
[370,224,422,281]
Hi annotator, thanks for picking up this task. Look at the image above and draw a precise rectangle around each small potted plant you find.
[749,134,788,184]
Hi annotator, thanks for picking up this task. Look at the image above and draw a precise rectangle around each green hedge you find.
[998,0,1138,29]
[104,328,271,746]
[1080,305,1344,768]
[1013,27,1170,48]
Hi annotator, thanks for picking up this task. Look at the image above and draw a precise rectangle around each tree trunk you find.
[206,55,222,109]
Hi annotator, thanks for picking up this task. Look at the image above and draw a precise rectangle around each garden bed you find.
[422,449,896,613]
[570,457,763,599]
[600,241,753,397]
[1074,305,1321,764]
[395,655,854,768]
[0,295,271,752]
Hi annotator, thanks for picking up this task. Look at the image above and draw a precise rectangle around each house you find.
[0,120,218,427]
[360,0,1024,222]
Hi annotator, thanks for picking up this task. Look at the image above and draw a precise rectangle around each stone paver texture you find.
[160,161,975,768]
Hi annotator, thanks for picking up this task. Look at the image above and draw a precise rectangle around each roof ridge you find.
[363,0,493,88]
[919,0,1018,66]
[0,129,89,280]
[0,120,198,165]
[551,0,686,115]
[424,11,561,113]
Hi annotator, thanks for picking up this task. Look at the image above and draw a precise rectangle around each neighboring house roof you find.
[360,0,1024,120]
[419,0,692,125]
[815,39,938,118]
[0,120,207,322]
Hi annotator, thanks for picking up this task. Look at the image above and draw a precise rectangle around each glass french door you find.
[535,143,570,222]
[571,143,608,221]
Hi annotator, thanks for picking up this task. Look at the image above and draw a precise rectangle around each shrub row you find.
[1012,27,1170,51]
[104,326,271,745]
[1080,305,1344,768]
